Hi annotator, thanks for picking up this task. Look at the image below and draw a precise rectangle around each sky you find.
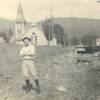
[0,0,100,22]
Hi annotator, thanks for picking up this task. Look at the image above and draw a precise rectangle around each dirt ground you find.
[0,44,100,100]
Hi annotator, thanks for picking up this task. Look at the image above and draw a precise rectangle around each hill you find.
[1,17,100,38]
[0,18,14,31]
[43,17,100,38]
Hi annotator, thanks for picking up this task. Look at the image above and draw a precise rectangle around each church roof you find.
[16,2,25,22]
[24,23,43,34]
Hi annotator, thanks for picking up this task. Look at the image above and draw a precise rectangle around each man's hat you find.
[22,37,31,41]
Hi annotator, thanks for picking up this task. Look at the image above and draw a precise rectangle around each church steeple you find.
[15,1,26,42]
[16,1,25,22]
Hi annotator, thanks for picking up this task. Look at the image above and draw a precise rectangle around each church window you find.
[17,30,19,35]
[20,29,22,35]
[17,29,22,35]
[33,32,35,35]
[35,35,37,44]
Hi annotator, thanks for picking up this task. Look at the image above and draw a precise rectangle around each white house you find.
[96,38,100,46]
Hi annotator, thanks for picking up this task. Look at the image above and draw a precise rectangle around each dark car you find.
[76,46,100,54]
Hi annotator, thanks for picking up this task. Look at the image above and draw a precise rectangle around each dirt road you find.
[0,44,100,100]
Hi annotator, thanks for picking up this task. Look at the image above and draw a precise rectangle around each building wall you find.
[15,22,25,41]
[23,26,48,46]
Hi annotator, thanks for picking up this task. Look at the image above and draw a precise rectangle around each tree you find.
[53,24,65,44]
[41,19,51,40]
[41,19,66,46]
[81,34,97,46]
[70,36,80,46]
[0,29,13,43]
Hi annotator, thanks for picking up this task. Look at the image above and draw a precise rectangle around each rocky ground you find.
[0,44,100,100]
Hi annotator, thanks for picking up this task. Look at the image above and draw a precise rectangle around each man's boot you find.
[35,79,41,93]
[25,79,31,92]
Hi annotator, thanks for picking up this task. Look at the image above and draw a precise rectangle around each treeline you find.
[69,34,97,47]
[0,29,13,43]
[41,19,98,47]
[41,19,67,47]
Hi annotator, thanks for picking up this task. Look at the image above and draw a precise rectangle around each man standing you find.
[20,36,40,93]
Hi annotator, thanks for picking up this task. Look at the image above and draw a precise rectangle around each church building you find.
[15,2,48,45]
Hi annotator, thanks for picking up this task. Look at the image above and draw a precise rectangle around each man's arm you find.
[26,46,35,57]
[20,48,26,57]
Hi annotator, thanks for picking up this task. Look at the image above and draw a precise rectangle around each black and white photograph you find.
[0,0,100,100]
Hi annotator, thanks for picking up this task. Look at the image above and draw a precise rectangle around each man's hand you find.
[22,54,27,57]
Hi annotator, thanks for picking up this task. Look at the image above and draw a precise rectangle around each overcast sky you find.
[0,0,100,22]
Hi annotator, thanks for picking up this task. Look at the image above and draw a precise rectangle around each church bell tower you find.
[15,2,26,41]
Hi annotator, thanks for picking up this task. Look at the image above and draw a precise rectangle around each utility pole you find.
[49,6,54,45]
[57,30,59,44]
[68,33,70,48]
[44,16,51,46]
[48,19,51,45]
[45,17,50,46]
[63,33,66,48]
[51,15,54,40]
